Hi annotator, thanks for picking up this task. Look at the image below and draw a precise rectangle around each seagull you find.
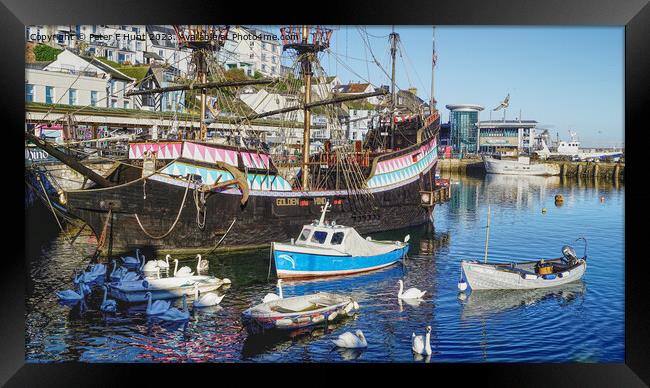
[492,93,510,111]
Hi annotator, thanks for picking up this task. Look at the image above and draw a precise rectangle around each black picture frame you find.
[5,0,649,386]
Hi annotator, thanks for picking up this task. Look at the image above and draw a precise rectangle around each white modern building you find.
[477,120,538,156]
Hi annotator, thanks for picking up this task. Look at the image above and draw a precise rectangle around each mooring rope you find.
[205,217,237,255]
[133,177,192,240]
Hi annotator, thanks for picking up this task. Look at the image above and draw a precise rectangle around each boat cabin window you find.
[298,228,311,241]
[330,232,345,245]
[310,231,328,244]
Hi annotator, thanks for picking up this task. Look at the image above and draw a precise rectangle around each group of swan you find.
[329,279,429,354]
[138,254,208,278]
[331,326,431,356]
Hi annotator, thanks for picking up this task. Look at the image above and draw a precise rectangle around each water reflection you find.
[459,282,586,320]
[26,174,624,363]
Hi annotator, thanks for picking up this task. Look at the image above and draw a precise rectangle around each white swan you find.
[56,282,85,301]
[262,279,283,303]
[144,291,171,315]
[121,249,141,267]
[100,285,117,313]
[144,267,161,280]
[157,294,190,321]
[412,326,432,356]
[143,258,159,272]
[397,280,426,300]
[88,263,106,277]
[156,254,171,269]
[332,330,368,349]
[110,260,129,282]
[196,254,209,272]
[193,283,224,308]
[119,271,142,282]
[173,259,194,277]
[73,270,98,284]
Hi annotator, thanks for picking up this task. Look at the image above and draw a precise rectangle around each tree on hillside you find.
[33,44,63,61]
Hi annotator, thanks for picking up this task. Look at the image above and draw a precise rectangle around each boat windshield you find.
[310,231,328,244]
[298,228,311,241]
[330,231,345,245]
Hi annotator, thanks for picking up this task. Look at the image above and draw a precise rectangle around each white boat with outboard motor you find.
[108,275,229,302]
[459,239,587,291]
[457,207,587,291]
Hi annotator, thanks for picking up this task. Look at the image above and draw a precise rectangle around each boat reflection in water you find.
[458,281,586,320]
[240,315,359,359]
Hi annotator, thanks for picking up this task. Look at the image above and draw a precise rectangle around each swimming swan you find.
[156,254,171,269]
[144,291,171,315]
[143,258,159,272]
[173,259,194,277]
[412,326,432,356]
[193,283,224,308]
[88,263,106,277]
[262,279,283,303]
[56,282,85,301]
[110,260,129,282]
[332,330,368,349]
[100,285,117,313]
[121,249,141,267]
[157,294,190,321]
[397,280,426,300]
[196,254,209,272]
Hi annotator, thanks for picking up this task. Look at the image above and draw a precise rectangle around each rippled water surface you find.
[26,174,624,362]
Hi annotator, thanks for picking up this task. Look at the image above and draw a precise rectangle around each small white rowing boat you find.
[241,292,359,335]
[461,244,587,291]
[108,276,227,302]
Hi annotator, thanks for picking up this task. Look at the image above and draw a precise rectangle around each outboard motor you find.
[561,245,578,265]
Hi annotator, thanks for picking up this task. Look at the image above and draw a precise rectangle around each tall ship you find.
[26,25,449,254]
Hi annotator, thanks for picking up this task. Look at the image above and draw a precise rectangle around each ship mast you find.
[173,25,230,141]
[389,26,398,149]
[430,26,437,111]
[281,25,332,190]
[301,25,313,190]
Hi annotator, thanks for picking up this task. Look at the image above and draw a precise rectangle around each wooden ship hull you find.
[63,119,446,254]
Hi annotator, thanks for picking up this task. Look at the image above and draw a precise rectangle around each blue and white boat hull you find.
[273,242,409,279]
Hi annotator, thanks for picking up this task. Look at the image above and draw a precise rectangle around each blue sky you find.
[275,26,623,148]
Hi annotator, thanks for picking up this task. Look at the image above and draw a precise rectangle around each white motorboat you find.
[108,275,227,302]
[483,155,560,176]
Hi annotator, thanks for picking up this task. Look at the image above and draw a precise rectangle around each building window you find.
[45,86,54,104]
[272,56,276,64]
[25,84,34,102]
[261,53,266,62]
[90,91,98,106]
[107,50,113,59]
[111,100,117,108]
[68,89,77,105]
[124,100,130,109]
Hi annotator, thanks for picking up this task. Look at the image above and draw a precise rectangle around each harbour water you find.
[25,174,624,362]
